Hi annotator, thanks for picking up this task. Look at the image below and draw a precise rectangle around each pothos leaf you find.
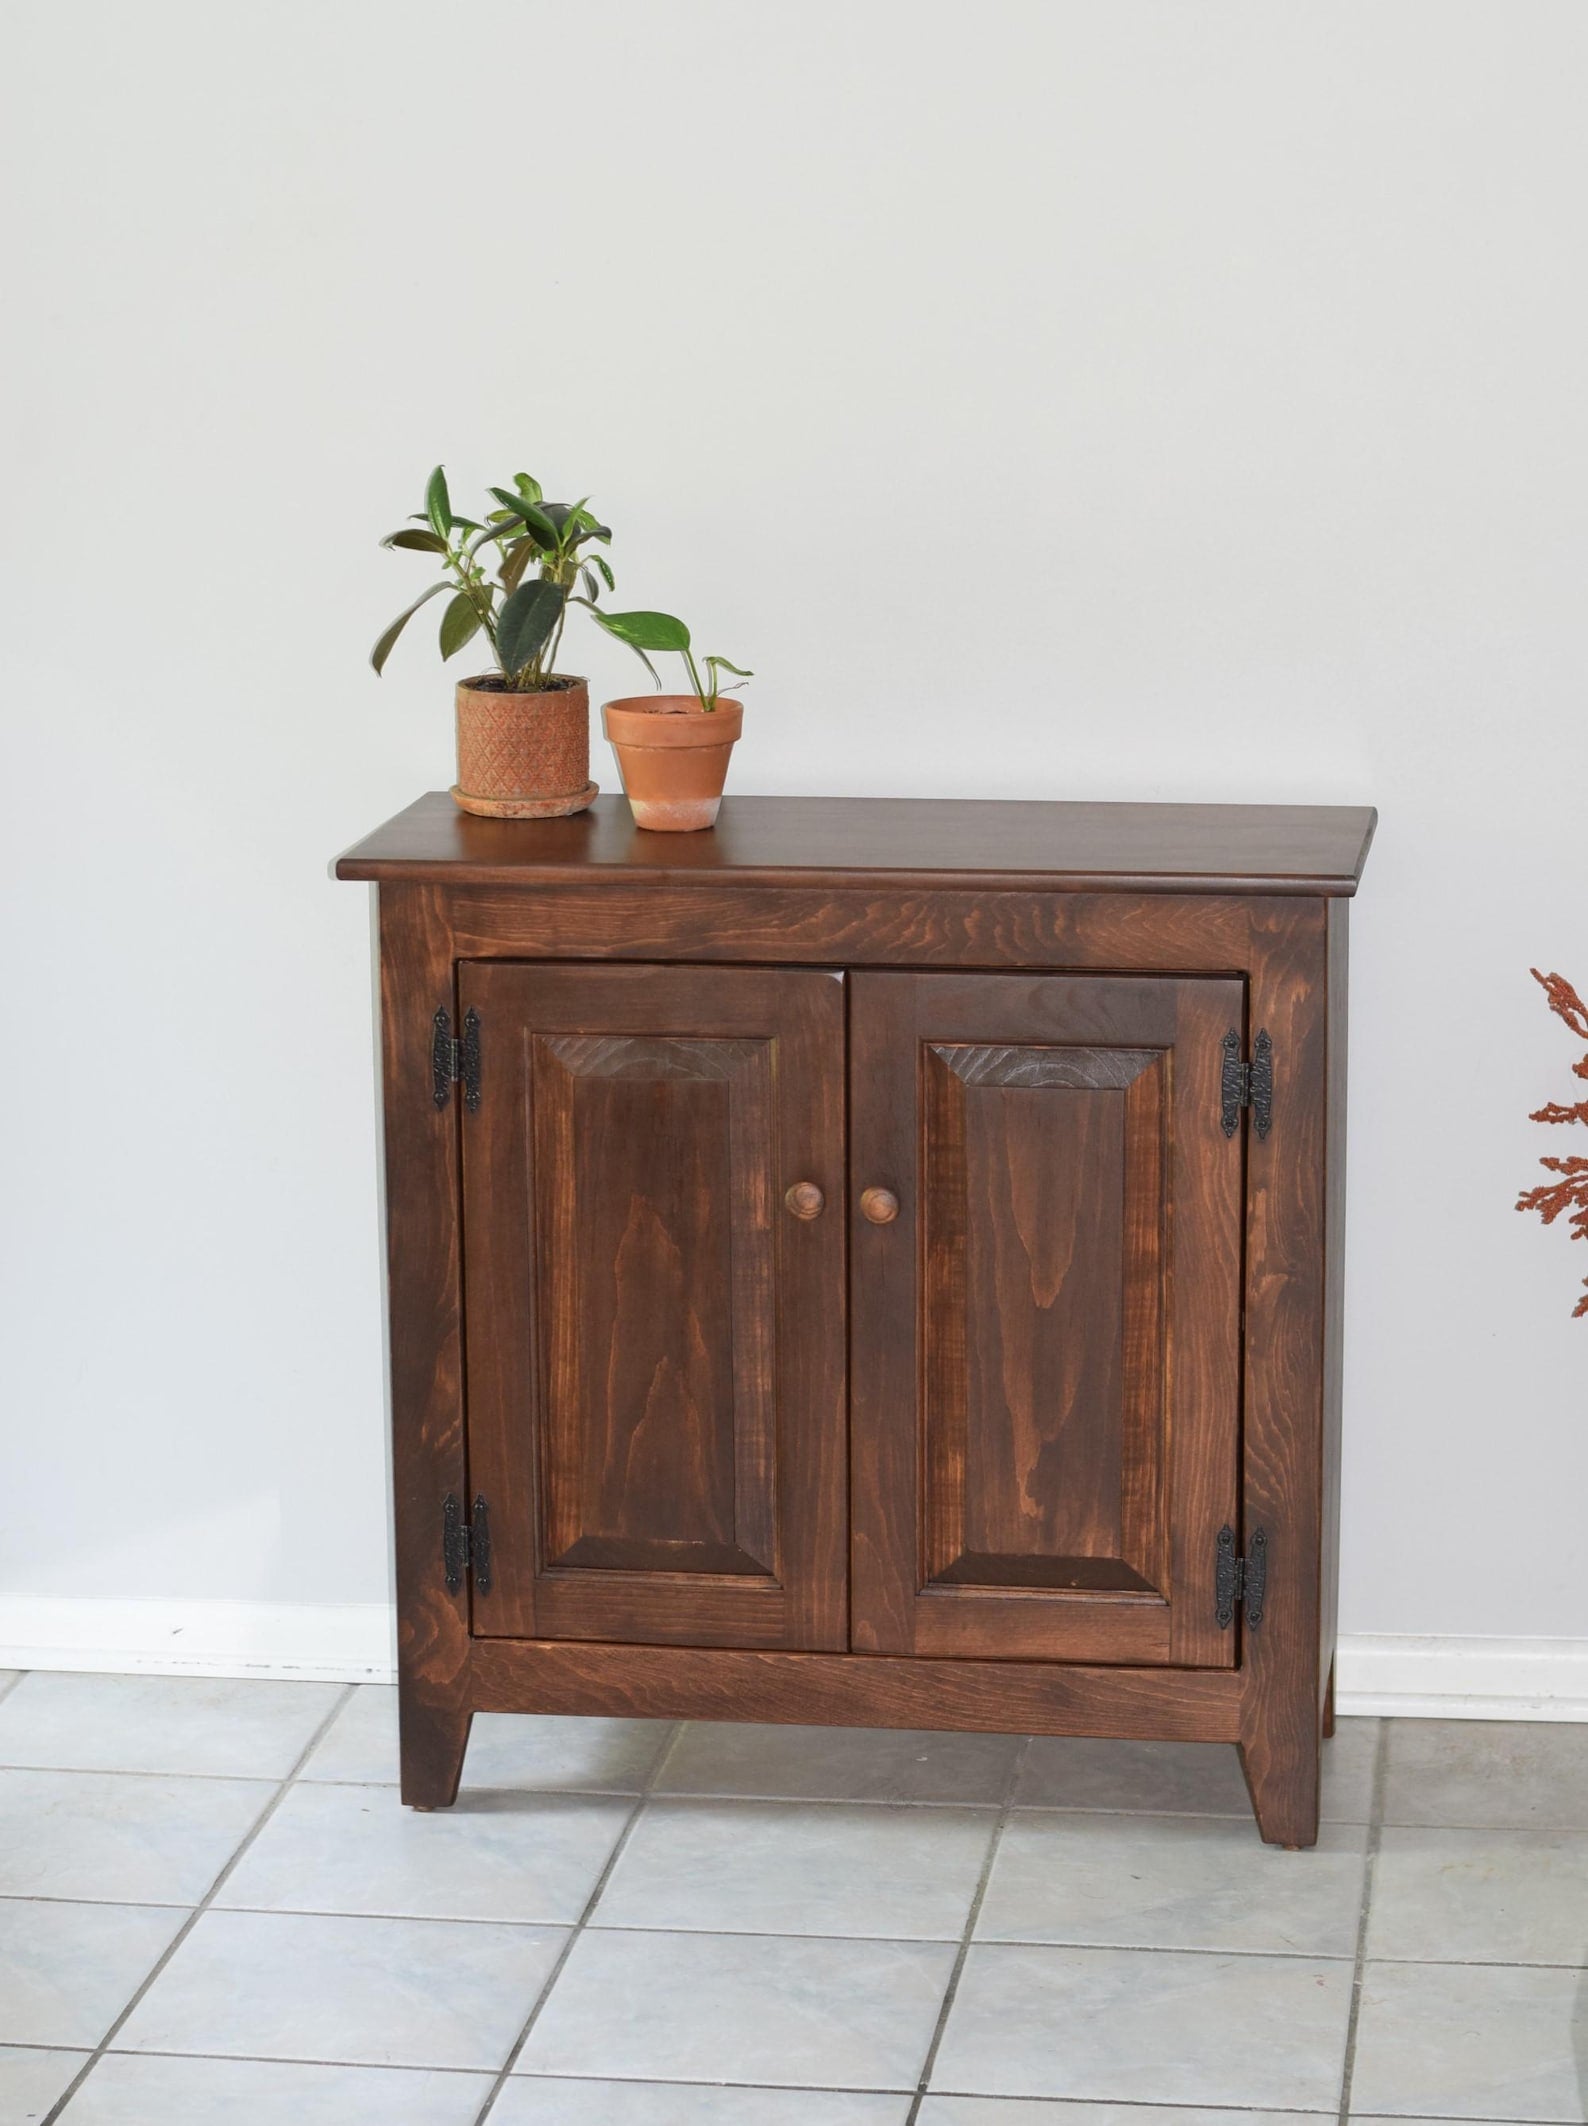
[593,608,691,654]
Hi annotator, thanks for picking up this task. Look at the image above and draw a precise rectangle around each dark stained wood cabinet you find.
[337,793,1375,1846]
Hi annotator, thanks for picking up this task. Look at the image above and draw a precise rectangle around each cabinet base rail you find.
[463,1640,1244,1740]
[404,1641,1327,1847]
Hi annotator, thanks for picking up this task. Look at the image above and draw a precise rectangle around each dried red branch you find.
[1519,971,1588,1316]
[1531,967,1588,1039]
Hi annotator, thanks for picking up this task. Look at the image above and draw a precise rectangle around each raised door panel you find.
[460,961,846,1649]
[850,973,1244,1667]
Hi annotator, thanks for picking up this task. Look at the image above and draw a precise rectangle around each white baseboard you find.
[0,1598,395,1684]
[1,1602,1585,1719]
[1334,1634,1588,1721]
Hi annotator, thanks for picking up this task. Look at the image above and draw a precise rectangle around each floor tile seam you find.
[84,2048,920,2094]
[0,1763,285,1788]
[903,1735,1032,2126]
[300,1778,653,1797]
[0,1674,26,1709]
[652,1790,1011,1810]
[1377,1815,1588,1833]
[562,1922,1361,1957]
[633,1792,1005,1815]
[90,2045,497,2075]
[1009,1802,1374,1826]
[8,1897,1571,1967]
[36,1681,356,2126]
[1335,1712,1391,2126]
[470,1721,686,2126]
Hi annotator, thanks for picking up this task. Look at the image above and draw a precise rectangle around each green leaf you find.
[488,488,561,549]
[593,609,691,654]
[439,591,482,660]
[370,581,451,674]
[499,537,538,593]
[425,466,452,543]
[591,553,616,593]
[580,566,600,603]
[497,578,565,674]
[382,527,447,553]
[705,654,753,679]
[512,472,544,504]
[539,500,609,548]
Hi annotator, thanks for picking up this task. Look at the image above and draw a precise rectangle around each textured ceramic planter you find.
[452,676,597,819]
[602,696,743,831]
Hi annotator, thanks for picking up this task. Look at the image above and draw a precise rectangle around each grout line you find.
[37,1682,356,2126]
[469,1721,685,2126]
[1335,1715,1390,2126]
[903,1734,1030,2126]
[4,1880,1580,1968]
[0,1763,288,1788]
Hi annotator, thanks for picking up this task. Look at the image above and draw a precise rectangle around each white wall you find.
[3,2,1585,1705]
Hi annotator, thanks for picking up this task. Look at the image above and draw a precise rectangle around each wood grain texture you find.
[849,972,1243,1669]
[459,961,848,1651]
[469,1639,1244,1741]
[444,885,1294,976]
[337,792,1377,897]
[377,884,473,1808]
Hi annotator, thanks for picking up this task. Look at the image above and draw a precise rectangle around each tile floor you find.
[0,1669,1583,2124]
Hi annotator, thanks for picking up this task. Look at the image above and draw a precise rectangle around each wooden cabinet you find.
[338,793,1375,1846]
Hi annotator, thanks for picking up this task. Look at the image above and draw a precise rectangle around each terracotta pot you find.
[452,676,598,819]
[602,696,743,831]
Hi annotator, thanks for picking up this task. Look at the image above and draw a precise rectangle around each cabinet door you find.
[850,972,1244,1668]
[460,962,847,1649]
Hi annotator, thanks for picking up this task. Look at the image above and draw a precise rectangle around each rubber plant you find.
[1516,968,1588,1317]
[371,467,622,690]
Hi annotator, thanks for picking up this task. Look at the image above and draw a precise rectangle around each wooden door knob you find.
[860,1187,900,1225]
[784,1181,825,1220]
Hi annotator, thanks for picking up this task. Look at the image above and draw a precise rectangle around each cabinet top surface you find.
[335,792,1376,895]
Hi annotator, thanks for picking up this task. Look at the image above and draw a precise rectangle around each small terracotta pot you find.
[602,696,743,832]
[452,676,598,819]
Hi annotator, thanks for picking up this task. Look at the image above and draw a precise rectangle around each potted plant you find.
[592,611,752,832]
[373,467,634,818]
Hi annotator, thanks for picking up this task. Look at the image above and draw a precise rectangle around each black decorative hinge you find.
[442,1493,492,1595]
[1220,1028,1273,1139]
[1215,1523,1268,1628]
[431,1007,482,1112]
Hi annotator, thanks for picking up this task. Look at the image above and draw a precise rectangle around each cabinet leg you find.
[400,1696,473,1810]
[1322,1657,1337,1740]
[1238,1725,1321,1849]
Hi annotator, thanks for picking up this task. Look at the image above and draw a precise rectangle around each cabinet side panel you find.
[1321,900,1349,1711]
[1237,900,1331,1845]
[377,884,473,1807]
